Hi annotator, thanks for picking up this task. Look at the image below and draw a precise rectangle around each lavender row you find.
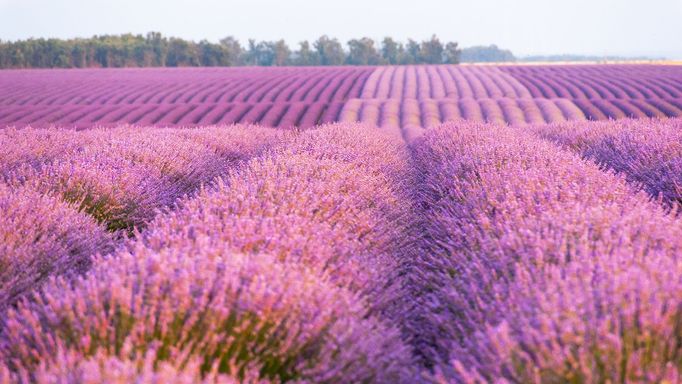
[340,97,588,141]
[0,102,346,130]
[1,245,411,382]
[573,97,682,120]
[0,67,373,106]
[0,125,283,315]
[410,121,682,382]
[0,123,419,382]
[356,64,681,127]
[141,123,415,298]
[344,97,681,139]
[3,125,284,233]
[360,65,531,100]
[532,117,682,208]
[501,64,682,100]
[2,65,680,130]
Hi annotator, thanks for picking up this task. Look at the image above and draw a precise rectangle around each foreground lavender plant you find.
[143,123,415,307]
[2,351,267,384]
[411,120,682,382]
[1,243,410,383]
[3,125,283,233]
[531,117,682,208]
[0,123,417,383]
[0,183,112,310]
[0,127,99,177]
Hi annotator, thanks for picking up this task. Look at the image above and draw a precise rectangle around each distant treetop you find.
[0,33,464,69]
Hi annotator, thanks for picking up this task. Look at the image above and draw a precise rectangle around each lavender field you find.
[1,65,681,137]
[2,64,682,383]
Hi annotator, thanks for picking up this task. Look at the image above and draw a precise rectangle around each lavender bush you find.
[411,120,682,382]
[532,117,682,208]
[1,243,411,382]
[0,183,112,310]
[0,123,418,383]
[4,125,283,233]
[142,123,415,303]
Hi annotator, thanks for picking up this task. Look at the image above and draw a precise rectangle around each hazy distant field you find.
[2,64,682,383]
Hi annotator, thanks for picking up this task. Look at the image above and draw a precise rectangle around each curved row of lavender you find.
[0,123,421,383]
[344,65,681,140]
[0,67,371,105]
[340,96,588,142]
[409,120,682,382]
[531,117,682,208]
[0,65,680,134]
[0,67,372,129]
[0,102,348,131]
[501,65,682,99]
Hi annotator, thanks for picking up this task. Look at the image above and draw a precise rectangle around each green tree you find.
[420,35,444,64]
[443,41,462,64]
[346,37,382,65]
[271,40,291,66]
[314,35,344,66]
[294,41,319,65]
[166,38,198,67]
[381,37,403,65]
[403,39,421,64]
[0,32,466,68]
[219,36,243,66]
[198,40,223,66]
[459,44,514,63]
[146,32,168,66]
[243,39,260,65]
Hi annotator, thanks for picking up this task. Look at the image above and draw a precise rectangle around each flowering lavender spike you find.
[410,120,682,382]
[532,117,682,208]
[0,182,113,310]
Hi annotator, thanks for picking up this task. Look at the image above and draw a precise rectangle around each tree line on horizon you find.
[0,33,481,69]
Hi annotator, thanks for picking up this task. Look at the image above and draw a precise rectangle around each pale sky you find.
[1,0,681,58]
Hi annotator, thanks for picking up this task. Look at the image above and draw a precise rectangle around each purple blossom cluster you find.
[141,123,415,300]
[2,125,285,233]
[0,123,418,383]
[1,245,411,382]
[410,120,682,382]
[532,117,682,208]
[0,183,112,311]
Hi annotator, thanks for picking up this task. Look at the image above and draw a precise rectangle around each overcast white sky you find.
[1,0,680,58]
